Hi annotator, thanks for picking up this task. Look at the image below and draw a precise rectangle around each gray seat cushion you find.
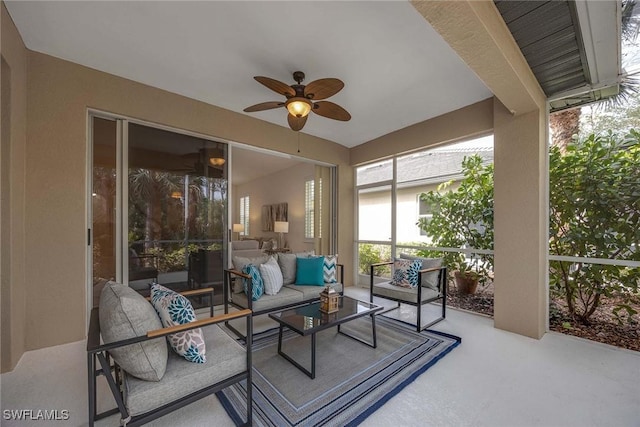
[124,324,246,416]
[372,281,442,303]
[284,283,343,300]
[231,286,304,311]
[99,282,168,382]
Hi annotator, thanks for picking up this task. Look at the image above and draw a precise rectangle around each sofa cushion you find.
[323,255,338,283]
[400,254,443,291]
[296,256,325,286]
[124,324,246,416]
[149,284,206,364]
[260,257,284,295]
[285,282,343,300]
[99,282,168,382]
[232,240,259,251]
[231,286,304,312]
[373,281,441,303]
[277,251,314,285]
[232,254,270,272]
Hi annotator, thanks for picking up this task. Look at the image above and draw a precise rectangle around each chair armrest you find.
[87,307,252,354]
[370,261,394,268]
[225,269,250,280]
[147,309,251,338]
[417,266,443,274]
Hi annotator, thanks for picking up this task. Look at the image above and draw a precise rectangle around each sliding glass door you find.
[90,116,228,306]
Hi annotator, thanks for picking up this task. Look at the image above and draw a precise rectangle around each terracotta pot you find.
[454,271,479,294]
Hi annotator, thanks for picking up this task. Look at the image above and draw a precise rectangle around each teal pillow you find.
[241,264,264,301]
[295,256,325,285]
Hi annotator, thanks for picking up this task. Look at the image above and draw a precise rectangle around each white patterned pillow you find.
[390,259,422,288]
[323,254,338,283]
[149,283,206,363]
[242,264,264,300]
[259,257,284,295]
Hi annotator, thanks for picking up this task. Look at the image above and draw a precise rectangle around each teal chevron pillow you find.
[242,264,264,301]
[296,256,325,286]
[149,283,206,364]
[390,258,422,288]
[323,254,338,283]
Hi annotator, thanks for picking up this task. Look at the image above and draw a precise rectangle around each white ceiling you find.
[5,1,493,148]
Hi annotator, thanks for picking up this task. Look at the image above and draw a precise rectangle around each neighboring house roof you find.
[357,146,494,188]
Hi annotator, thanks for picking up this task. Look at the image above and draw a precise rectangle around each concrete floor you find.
[1,286,639,427]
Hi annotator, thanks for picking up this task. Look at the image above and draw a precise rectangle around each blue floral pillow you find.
[390,259,422,288]
[149,283,206,363]
[242,264,264,301]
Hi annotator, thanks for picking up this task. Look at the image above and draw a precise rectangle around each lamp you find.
[232,223,244,240]
[274,221,289,249]
[209,157,225,167]
[208,146,226,167]
[285,97,312,118]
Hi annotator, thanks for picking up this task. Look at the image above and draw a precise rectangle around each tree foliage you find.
[417,155,494,285]
[549,131,640,323]
[417,135,640,324]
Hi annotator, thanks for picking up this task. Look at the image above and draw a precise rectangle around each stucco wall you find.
[24,50,353,352]
[1,2,27,373]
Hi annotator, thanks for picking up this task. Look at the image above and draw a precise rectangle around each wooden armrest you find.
[147,309,252,338]
[370,261,393,267]
[226,269,250,279]
[179,287,214,297]
[417,266,444,273]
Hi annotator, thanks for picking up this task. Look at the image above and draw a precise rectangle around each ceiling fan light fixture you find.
[285,97,312,118]
[209,157,225,167]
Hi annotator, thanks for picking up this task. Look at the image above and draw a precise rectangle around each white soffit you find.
[5,1,492,148]
[574,0,621,88]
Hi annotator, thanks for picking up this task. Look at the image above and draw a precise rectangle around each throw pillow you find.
[149,283,206,364]
[232,254,270,293]
[277,251,315,285]
[242,264,264,300]
[259,257,284,295]
[296,256,325,286]
[400,253,443,291]
[390,258,422,288]
[99,282,168,381]
[323,254,339,283]
[261,240,273,251]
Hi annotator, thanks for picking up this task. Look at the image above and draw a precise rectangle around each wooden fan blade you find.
[304,78,344,100]
[312,101,351,121]
[254,76,295,97]
[287,114,308,131]
[243,101,284,112]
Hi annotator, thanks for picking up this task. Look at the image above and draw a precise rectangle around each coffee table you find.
[268,296,382,379]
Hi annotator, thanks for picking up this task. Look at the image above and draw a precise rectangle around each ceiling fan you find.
[243,71,351,131]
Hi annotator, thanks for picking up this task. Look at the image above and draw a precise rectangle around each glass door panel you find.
[127,123,228,305]
[92,117,117,286]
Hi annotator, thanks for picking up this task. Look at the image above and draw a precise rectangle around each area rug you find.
[216,316,461,426]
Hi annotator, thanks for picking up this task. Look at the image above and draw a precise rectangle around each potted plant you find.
[416,155,494,295]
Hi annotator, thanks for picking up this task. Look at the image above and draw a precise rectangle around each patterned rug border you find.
[217,317,461,426]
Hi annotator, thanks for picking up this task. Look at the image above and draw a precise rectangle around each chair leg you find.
[416,302,422,332]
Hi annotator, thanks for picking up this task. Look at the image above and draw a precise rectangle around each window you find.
[305,180,314,239]
[239,196,250,236]
[417,195,432,236]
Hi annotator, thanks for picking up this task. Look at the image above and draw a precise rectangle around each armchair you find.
[370,256,447,331]
[87,284,252,426]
